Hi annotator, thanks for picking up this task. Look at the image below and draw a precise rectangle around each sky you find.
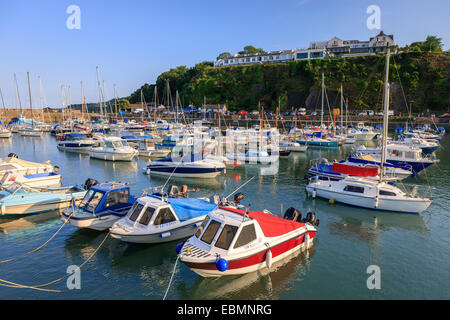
[0,0,449,108]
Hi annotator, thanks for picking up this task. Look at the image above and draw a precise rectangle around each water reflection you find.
[304,197,428,244]
[0,211,61,233]
[177,246,316,300]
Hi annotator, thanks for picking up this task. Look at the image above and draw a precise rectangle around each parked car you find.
[359,110,374,116]
[439,113,450,118]
[238,110,248,115]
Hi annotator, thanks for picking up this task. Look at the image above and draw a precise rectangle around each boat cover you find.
[331,162,378,177]
[219,206,304,238]
[151,196,216,222]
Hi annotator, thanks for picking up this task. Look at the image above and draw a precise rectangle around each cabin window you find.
[128,203,144,222]
[154,207,176,225]
[105,141,114,148]
[80,189,94,207]
[104,190,129,208]
[139,206,156,226]
[390,149,400,157]
[85,192,104,212]
[215,224,239,250]
[200,220,221,245]
[404,152,415,159]
[343,185,365,193]
[379,190,397,196]
[195,216,210,238]
[233,224,257,249]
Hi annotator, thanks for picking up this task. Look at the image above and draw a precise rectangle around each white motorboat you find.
[178,199,318,277]
[61,181,135,231]
[144,153,226,178]
[306,176,431,213]
[136,139,171,158]
[0,127,12,138]
[89,137,138,161]
[57,132,97,153]
[110,189,217,243]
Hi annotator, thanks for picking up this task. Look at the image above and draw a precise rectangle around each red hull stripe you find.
[184,231,316,271]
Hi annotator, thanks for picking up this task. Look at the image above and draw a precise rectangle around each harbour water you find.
[0,134,449,299]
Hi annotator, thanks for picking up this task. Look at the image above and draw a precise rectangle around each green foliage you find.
[126,52,450,113]
[238,45,265,55]
[217,52,231,60]
[402,35,443,53]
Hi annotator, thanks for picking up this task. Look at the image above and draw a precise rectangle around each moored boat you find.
[178,201,318,277]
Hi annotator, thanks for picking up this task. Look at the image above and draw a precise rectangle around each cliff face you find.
[130,52,450,113]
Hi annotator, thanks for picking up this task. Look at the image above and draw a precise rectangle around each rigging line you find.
[392,54,412,118]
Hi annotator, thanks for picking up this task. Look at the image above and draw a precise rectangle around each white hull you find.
[144,168,223,178]
[306,185,431,213]
[111,220,202,243]
[189,237,314,277]
[89,150,136,161]
[1,198,81,216]
[57,145,92,154]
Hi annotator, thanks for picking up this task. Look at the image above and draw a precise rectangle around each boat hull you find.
[89,150,136,161]
[1,197,83,216]
[183,231,315,277]
[306,185,431,213]
[110,220,201,243]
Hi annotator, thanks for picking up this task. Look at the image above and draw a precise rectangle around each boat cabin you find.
[78,183,134,215]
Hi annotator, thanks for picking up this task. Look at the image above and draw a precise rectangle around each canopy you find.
[332,162,378,177]
[219,206,304,238]
[151,196,216,222]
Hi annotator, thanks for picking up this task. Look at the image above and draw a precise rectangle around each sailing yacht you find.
[306,47,432,214]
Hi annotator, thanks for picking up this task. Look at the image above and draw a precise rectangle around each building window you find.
[296,52,308,59]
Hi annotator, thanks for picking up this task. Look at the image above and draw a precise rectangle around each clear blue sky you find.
[0,0,448,108]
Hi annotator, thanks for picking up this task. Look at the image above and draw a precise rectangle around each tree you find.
[408,36,443,53]
[217,52,231,60]
[423,35,443,52]
[238,45,265,55]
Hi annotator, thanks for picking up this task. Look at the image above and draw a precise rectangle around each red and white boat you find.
[178,203,318,277]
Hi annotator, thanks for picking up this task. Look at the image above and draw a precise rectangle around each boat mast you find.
[0,87,7,125]
[340,83,343,135]
[80,80,85,122]
[96,66,103,119]
[114,84,118,117]
[379,47,391,183]
[321,72,324,128]
[13,73,21,118]
[38,76,45,124]
[26,72,34,128]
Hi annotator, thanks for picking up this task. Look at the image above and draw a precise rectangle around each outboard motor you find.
[284,207,302,222]
[84,178,98,190]
[7,153,18,158]
[234,193,245,204]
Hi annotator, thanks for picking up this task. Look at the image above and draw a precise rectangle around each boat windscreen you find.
[84,191,104,213]
[200,219,221,245]
[214,224,239,250]
[79,189,94,207]
[138,206,156,226]
[195,216,210,238]
[128,203,144,222]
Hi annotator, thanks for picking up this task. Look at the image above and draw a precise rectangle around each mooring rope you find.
[0,231,111,292]
[162,254,180,300]
[0,198,77,264]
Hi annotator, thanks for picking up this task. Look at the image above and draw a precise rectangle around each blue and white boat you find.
[354,143,437,174]
[398,132,439,154]
[110,190,217,243]
[61,181,135,231]
[0,183,86,216]
[144,153,226,178]
[305,159,409,183]
[57,133,97,153]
